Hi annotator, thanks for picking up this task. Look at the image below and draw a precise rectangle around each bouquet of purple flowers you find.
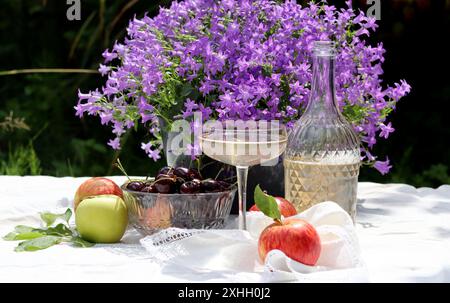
[76,0,410,174]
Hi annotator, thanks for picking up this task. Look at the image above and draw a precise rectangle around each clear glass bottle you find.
[284,41,360,221]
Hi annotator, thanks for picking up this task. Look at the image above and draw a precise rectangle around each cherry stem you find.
[214,167,224,180]
[221,175,237,182]
[152,177,176,185]
[115,158,131,181]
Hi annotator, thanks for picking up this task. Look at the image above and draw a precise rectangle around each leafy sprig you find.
[3,208,94,252]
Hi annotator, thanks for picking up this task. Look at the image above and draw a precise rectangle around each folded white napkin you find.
[140,202,368,282]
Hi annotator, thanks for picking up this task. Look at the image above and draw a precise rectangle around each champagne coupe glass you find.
[199,120,287,230]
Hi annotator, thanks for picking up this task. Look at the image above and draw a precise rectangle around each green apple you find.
[75,194,128,243]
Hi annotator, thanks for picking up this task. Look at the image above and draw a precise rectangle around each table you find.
[1,176,449,282]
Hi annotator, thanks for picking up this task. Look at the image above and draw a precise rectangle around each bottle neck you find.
[305,54,339,116]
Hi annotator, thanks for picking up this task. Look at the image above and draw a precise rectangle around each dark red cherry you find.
[174,178,185,193]
[141,184,158,193]
[153,178,176,194]
[188,168,202,181]
[158,166,173,175]
[180,180,202,194]
[144,180,154,186]
[156,173,173,180]
[173,167,190,180]
[127,181,145,191]
[201,179,223,193]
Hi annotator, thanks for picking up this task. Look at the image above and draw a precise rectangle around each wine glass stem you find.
[236,166,248,230]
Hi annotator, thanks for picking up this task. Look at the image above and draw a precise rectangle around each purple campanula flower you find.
[100,112,113,125]
[285,106,297,117]
[102,50,117,63]
[75,0,410,173]
[107,138,121,150]
[374,158,392,175]
[379,122,395,139]
[98,64,110,76]
[147,149,161,161]
[199,81,215,96]
[237,84,254,102]
[182,109,194,119]
[198,104,213,121]
[184,98,198,112]
[271,74,282,86]
[125,120,135,129]
[112,121,125,136]
[362,135,377,148]
[74,104,87,118]
[141,142,152,154]
[141,113,154,124]
[77,90,91,101]
[141,142,161,161]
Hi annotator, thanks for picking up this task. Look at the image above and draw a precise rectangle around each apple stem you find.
[274,218,283,225]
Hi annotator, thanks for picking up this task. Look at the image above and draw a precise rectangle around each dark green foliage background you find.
[0,0,449,187]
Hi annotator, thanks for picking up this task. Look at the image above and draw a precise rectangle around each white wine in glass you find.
[199,120,287,230]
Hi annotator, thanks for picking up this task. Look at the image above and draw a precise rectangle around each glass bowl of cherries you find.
[121,166,237,235]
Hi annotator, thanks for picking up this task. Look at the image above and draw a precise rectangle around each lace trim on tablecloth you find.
[140,228,204,261]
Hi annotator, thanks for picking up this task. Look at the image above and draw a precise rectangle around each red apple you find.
[74,177,123,210]
[258,217,321,266]
[250,197,297,217]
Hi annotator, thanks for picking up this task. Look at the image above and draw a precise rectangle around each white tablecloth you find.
[0,176,449,283]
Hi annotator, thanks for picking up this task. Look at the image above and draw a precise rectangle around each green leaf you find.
[14,236,62,252]
[63,208,72,223]
[14,225,36,233]
[39,212,60,226]
[254,185,281,221]
[3,231,45,241]
[261,64,273,77]
[342,104,368,124]
[70,236,95,248]
[37,223,73,237]
[3,232,18,241]
[179,83,193,97]
[5,209,76,252]
[3,225,46,241]
[39,208,72,226]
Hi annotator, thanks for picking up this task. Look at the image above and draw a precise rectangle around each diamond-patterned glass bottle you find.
[284,41,360,221]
